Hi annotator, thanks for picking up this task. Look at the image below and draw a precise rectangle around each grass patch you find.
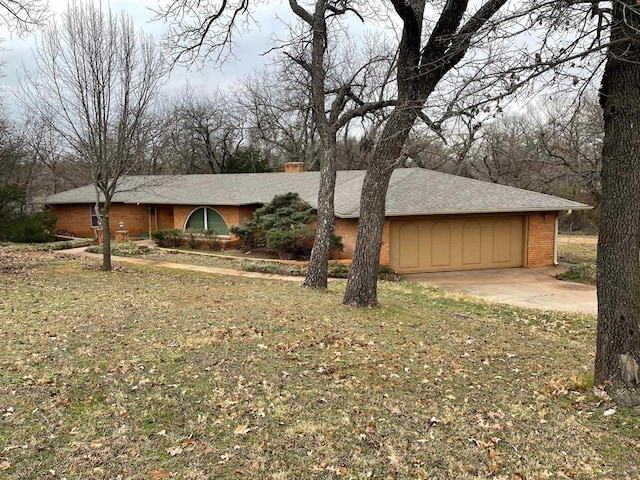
[557,234,597,285]
[557,234,597,265]
[0,238,93,252]
[557,263,596,285]
[1,248,638,478]
[86,242,153,256]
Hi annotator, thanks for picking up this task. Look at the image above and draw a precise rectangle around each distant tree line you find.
[0,85,602,233]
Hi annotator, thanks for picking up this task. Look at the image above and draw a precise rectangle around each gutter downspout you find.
[553,213,559,266]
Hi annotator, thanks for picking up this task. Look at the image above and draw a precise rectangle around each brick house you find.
[44,164,590,273]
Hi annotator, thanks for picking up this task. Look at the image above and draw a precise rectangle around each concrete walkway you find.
[58,246,596,315]
[57,246,306,283]
[402,265,597,315]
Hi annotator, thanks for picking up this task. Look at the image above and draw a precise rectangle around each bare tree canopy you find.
[153,0,253,67]
[19,0,166,270]
[0,0,48,33]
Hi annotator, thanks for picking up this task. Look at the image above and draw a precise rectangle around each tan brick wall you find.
[525,212,557,267]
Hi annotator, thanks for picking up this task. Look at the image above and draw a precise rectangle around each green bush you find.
[230,192,343,260]
[152,229,184,248]
[266,226,315,259]
[328,263,349,278]
[0,211,57,243]
[86,243,151,256]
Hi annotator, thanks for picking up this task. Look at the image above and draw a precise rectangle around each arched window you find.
[184,207,229,235]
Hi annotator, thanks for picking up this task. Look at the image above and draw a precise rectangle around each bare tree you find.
[0,114,30,227]
[235,70,319,170]
[343,0,517,306]
[342,0,611,306]
[157,0,396,289]
[19,1,166,270]
[168,87,245,173]
[0,0,48,33]
[283,5,396,289]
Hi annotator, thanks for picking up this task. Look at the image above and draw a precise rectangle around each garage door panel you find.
[462,220,482,265]
[431,221,451,267]
[390,216,523,273]
[492,219,512,263]
[398,222,419,269]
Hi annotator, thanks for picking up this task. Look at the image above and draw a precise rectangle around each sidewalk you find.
[57,246,306,282]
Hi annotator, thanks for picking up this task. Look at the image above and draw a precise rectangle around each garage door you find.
[389,216,524,273]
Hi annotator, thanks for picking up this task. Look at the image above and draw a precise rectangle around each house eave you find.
[334,205,593,219]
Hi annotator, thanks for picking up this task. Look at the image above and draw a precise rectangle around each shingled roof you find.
[44,168,590,218]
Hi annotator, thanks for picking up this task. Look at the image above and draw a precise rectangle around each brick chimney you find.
[284,162,306,173]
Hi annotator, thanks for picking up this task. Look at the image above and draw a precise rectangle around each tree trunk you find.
[102,199,112,271]
[594,0,640,407]
[304,146,337,289]
[342,164,392,306]
[343,105,418,306]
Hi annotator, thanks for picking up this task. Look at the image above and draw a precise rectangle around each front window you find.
[90,204,103,228]
[184,207,229,235]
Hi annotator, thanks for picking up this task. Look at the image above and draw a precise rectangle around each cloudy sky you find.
[0,0,299,116]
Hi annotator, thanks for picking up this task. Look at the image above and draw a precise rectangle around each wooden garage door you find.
[390,216,524,273]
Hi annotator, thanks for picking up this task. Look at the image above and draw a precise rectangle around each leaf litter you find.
[0,248,638,478]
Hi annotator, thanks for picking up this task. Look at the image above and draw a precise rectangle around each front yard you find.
[1,245,638,479]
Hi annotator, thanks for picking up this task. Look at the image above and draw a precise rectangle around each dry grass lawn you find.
[1,246,639,479]
[557,234,598,265]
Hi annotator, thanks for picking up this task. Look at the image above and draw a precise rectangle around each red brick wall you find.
[334,218,357,259]
[284,162,306,173]
[526,212,557,267]
[332,218,390,266]
[156,206,175,231]
[52,203,254,240]
[50,205,95,238]
[380,220,391,266]
[51,204,149,238]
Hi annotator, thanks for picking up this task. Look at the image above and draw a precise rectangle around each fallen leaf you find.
[234,424,251,435]
[150,469,169,479]
[385,403,402,415]
[167,446,183,456]
[0,461,11,470]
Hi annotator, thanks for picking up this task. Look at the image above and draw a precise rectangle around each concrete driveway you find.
[401,265,597,315]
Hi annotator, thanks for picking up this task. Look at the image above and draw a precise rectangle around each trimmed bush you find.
[151,229,184,248]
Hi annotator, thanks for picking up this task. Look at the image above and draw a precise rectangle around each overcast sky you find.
[0,0,298,117]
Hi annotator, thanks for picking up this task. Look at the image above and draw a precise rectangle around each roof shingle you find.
[44,168,590,217]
